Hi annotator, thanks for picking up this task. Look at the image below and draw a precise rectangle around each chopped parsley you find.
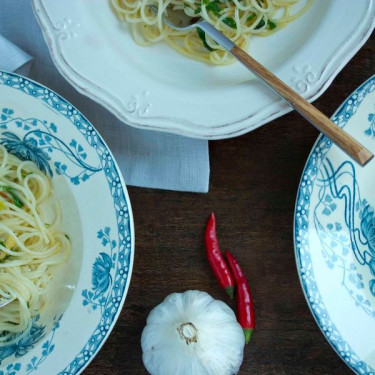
[0,186,23,208]
[222,17,237,29]
[246,13,256,23]
[197,28,216,51]
[267,20,277,30]
[195,1,275,50]
[254,18,277,30]
[254,18,265,29]
[205,0,221,16]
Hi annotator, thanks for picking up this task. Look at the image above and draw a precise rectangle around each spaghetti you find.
[0,145,71,344]
[111,0,314,64]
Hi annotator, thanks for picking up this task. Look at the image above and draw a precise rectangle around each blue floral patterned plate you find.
[294,75,375,374]
[0,70,134,374]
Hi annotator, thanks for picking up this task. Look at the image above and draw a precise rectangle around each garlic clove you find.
[141,290,245,375]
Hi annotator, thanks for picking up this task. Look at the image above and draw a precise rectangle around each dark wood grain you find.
[85,32,374,375]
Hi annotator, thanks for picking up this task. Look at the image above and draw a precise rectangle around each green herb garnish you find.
[246,13,256,23]
[2,187,23,208]
[255,18,265,29]
[197,28,216,51]
[205,0,221,16]
[267,20,277,30]
[222,17,237,29]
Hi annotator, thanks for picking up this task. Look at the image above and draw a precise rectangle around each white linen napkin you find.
[0,35,32,75]
[0,0,210,193]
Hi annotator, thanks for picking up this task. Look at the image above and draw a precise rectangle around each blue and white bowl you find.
[0,70,134,374]
[294,75,375,374]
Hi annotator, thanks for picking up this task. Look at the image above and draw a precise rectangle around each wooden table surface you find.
[86,33,374,375]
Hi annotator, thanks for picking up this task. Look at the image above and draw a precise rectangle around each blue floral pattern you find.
[0,315,61,375]
[0,108,102,184]
[365,112,375,137]
[361,204,375,256]
[24,316,61,374]
[82,228,117,313]
[0,316,45,365]
[1,132,52,175]
[92,253,112,297]
[295,75,375,374]
[0,70,133,375]
[313,159,375,314]
[0,363,21,375]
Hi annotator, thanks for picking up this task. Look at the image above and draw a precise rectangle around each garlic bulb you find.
[141,290,245,375]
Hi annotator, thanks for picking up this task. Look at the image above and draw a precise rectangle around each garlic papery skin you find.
[141,290,245,375]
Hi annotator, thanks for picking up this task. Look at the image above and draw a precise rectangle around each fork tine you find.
[0,297,14,308]
[148,4,175,29]
[148,4,197,31]
[148,4,158,14]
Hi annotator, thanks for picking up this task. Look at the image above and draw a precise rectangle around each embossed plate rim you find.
[30,0,375,139]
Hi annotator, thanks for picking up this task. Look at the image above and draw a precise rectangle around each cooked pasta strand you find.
[111,0,314,64]
[0,145,71,345]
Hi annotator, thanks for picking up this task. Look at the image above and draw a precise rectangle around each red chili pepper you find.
[225,250,255,344]
[205,213,235,299]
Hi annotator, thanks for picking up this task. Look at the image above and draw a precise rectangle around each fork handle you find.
[198,22,373,166]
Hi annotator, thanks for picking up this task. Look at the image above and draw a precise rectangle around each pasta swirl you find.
[0,145,71,345]
[111,0,314,64]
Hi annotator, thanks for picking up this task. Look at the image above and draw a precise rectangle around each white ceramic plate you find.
[31,0,375,139]
[0,70,134,374]
[294,75,375,373]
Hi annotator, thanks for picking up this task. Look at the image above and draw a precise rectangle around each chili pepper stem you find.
[244,328,253,344]
[225,285,235,299]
